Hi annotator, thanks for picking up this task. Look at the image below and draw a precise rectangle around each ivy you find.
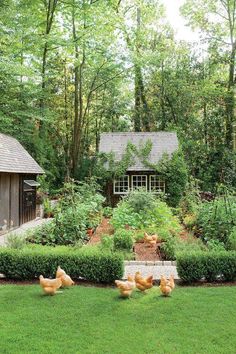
[94,139,188,207]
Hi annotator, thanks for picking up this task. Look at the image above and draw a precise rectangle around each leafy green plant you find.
[100,234,114,251]
[125,188,156,213]
[196,196,236,245]
[227,227,236,251]
[207,239,225,252]
[6,233,26,250]
[113,229,134,252]
[103,207,113,218]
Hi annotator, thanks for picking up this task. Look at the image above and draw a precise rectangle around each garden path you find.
[0,218,52,246]
[123,261,179,280]
[89,218,114,245]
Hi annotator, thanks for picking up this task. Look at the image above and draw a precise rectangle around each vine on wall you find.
[94,139,188,207]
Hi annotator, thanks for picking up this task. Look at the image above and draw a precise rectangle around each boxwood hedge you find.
[0,246,124,283]
[177,251,236,283]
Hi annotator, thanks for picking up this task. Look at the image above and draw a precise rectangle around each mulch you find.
[133,242,161,261]
[88,218,114,245]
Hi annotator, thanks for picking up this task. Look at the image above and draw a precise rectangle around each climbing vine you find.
[94,139,188,207]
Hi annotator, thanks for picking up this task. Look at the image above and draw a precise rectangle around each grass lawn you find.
[1,284,236,354]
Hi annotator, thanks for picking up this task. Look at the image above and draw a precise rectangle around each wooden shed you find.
[0,133,44,232]
[99,132,178,206]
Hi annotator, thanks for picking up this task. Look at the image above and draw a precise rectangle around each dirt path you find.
[88,218,114,245]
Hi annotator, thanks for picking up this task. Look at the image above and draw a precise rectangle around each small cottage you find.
[0,133,44,232]
[99,132,178,205]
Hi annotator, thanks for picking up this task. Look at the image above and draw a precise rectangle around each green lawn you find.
[1,284,236,354]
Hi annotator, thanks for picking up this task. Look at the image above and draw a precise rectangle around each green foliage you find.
[0,246,124,283]
[111,201,141,230]
[125,188,156,213]
[113,229,134,252]
[100,234,114,251]
[102,206,113,218]
[177,251,236,282]
[6,233,26,250]
[27,180,105,246]
[227,227,236,251]
[206,239,226,252]
[196,196,236,245]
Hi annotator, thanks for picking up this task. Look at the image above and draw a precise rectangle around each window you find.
[150,175,165,193]
[131,175,147,191]
[113,175,129,194]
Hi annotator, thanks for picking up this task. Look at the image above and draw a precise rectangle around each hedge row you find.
[177,251,236,282]
[0,247,124,283]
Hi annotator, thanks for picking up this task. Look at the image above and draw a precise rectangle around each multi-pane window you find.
[131,175,147,191]
[113,175,129,194]
[149,175,165,193]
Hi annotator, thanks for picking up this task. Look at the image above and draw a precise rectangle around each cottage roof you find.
[0,133,44,174]
[99,132,178,171]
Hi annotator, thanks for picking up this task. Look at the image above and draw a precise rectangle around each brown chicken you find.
[115,275,136,298]
[39,275,62,295]
[144,232,158,247]
[135,271,153,292]
[56,266,75,287]
[159,275,174,296]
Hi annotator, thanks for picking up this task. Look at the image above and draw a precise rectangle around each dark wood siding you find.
[107,171,164,207]
[19,174,37,225]
[0,173,19,230]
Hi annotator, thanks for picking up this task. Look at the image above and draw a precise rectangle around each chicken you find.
[115,275,136,298]
[61,274,75,287]
[56,266,75,287]
[144,232,158,247]
[167,274,175,290]
[135,271,153,292]
[159,275,173,296]
[56,266,66,278]
[39,275,62,295]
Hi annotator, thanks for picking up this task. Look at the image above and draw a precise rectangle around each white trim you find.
[149,175,165,193]
[131,175,148,191]
[113,175,129,195]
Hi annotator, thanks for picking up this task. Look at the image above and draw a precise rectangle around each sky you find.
[163,0,200,42]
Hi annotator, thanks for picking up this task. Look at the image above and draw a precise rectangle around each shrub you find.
[103,206,113,218]
[206,239,225,252]
[6,233,26,249]
[227,227,236,251]
[160,237,176,260]
[113,229,133,252]
[0,246,124,283]
[177,251,236,283]
[126,188,156,213]
[111,201,141,230]
[196,197,236,245]
[100,234,114,251]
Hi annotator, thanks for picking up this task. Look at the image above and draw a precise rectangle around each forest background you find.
[1,0,236,192]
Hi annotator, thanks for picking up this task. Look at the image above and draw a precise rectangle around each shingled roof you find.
[0,133,44,174]
[99,132,178,171]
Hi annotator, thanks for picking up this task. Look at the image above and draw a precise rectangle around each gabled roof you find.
[0,133,44,174]
[99,132,178,171]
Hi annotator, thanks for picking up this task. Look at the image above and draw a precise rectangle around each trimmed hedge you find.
[0,246,124,283]
[177,251,236,283]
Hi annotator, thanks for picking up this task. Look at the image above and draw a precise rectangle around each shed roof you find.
[0,133,44,174]
[99,132,178,171]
